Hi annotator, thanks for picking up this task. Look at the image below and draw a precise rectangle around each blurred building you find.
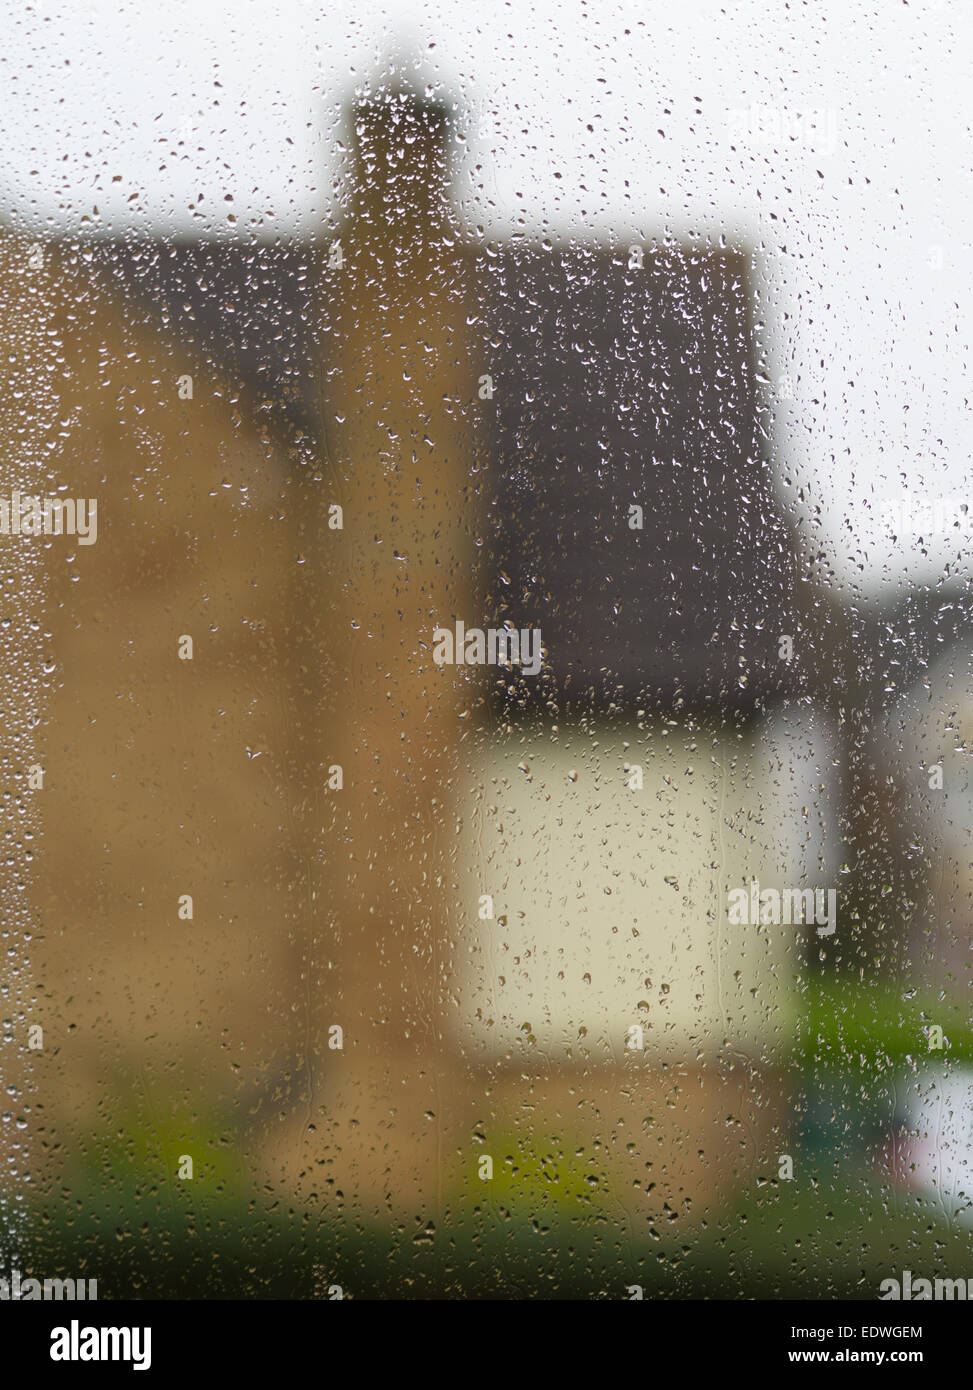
[876,590,973,998]
[4,77,846,1233]
[0,233,298,1203]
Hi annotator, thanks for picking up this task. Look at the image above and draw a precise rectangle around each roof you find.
[478,242,803,713]
[68,230,804,713]
[86,237,321,458]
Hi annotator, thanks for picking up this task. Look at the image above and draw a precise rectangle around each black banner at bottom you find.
[3,1298,951,1376]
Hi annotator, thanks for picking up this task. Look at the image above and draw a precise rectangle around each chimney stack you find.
[348,84,453,240]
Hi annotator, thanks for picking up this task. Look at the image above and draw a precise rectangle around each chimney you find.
[286,76,481,1214]
[346,83,453,242]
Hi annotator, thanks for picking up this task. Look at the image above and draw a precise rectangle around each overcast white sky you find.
[1,0,969,604]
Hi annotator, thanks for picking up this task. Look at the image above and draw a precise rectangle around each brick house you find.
[2,79,845,1237]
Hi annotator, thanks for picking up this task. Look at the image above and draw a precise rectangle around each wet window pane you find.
[2,0,969,1317]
